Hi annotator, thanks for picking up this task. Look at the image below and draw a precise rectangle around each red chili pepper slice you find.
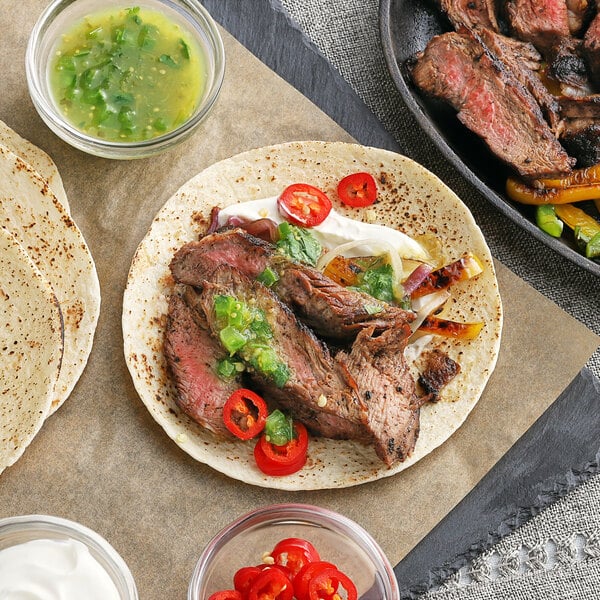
[246,566,294,600]
[233,565,262,596]
[207,590,243,600]
[254,422,309,476]
[307,566,358,600]
[223,389,268,440]
[337,172,378,208]
[270,537,321,577]
[277,183,332,227]
[293,561,338,600]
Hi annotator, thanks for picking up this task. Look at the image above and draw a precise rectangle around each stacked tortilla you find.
[0,122,100,475]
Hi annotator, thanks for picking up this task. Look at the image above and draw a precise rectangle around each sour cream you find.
[0,538,121,600]
[218,197,429,261]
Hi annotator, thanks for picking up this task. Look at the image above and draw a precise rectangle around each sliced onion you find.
[402,263,433,295]
[405,333,435,363]
[317,238,404,299]
[225,215,249,227]
[223,216,279,243]
[206,206,221,234]
[409,290,450,334]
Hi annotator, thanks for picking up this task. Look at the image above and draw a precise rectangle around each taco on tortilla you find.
[122,141,502,490]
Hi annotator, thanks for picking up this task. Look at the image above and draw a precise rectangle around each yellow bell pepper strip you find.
[553,203,600,238]
[553,204,600,258]
[506,177,600,205]
[418,315,484,340]
[535,164,600,188]
[410,253,483,299]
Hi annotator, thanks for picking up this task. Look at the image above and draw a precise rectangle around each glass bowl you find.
[0,514,138,599]
[188,503,400,600]
[26,0,225,159]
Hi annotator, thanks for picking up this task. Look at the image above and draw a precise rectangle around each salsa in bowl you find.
[26,0,225,159]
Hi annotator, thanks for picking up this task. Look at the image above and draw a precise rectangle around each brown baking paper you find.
[1,2,599,598]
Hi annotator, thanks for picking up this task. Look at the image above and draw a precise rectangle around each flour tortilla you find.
[0,145,100,414]
[0,226,63,474]
[0,120,69,213]
[123,141,503,490]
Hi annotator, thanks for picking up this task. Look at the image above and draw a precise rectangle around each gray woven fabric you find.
[422,474,600,599]
[278,0,600,597]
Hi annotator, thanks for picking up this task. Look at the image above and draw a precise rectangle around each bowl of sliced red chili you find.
[188,503,399,600]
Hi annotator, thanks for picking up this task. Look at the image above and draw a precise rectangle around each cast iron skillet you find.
[379,0,600,278]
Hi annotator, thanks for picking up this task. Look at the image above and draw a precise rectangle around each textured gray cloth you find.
[277,0,600,597]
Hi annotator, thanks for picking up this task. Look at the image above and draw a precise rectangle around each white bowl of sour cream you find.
[0,514,138,599]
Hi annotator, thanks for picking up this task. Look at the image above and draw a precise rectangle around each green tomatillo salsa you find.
[49,6,206,142]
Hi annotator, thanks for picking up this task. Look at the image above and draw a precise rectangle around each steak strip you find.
[164,293,241,437]
[476,28,563,133]
[339,323,421,463]
[409,28,575,178]
[188,264,421,466]
[437,0,499,31]
[504,0,571,55]
[170,228,415,343]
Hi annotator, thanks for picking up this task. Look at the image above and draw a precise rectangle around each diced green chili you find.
[257,266,279,287]
[264,410,295,446]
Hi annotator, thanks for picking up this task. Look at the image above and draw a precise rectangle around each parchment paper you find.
[1,2,599,598]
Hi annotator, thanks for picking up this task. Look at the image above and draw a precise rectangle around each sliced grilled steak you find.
[561,123,600,166]
[171,228,272,282]
[192,265,420,466]
[477,28,563,132]
[545,36,593,97]
[559,93,600,130]
[170,228,414,343]
[417,349,461,402]
[192,265,372,441]
[558,94,600,164]
[437,0,499,31]
[339,323,421,463]
[409,29,575,178]
[164,293,240,437]
[269,254,415,343]
[583,12,600,85]
[505,0,570,54]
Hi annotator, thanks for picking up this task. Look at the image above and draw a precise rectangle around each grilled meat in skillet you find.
[409,28,575,178]
[476,27,563,133]
[504,0,571,54]
[437,0,499,31]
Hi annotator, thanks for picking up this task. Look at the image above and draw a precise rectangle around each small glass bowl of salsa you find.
[26,0,225,159]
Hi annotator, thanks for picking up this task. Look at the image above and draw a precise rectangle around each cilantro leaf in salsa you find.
[276,222,322,266]
[351,262,394,303]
